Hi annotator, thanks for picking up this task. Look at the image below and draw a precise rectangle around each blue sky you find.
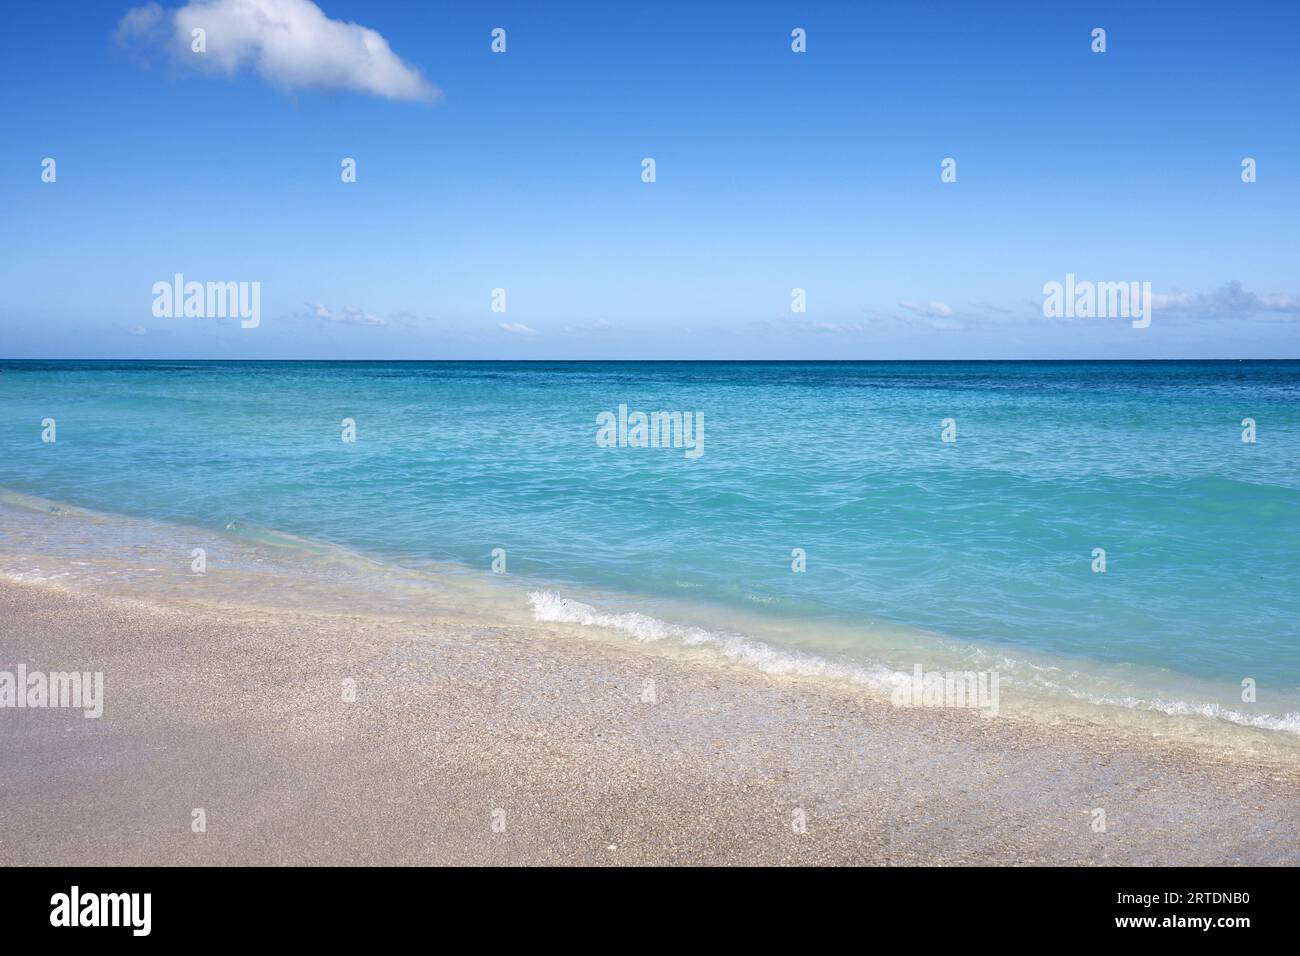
[1,0,1298,359]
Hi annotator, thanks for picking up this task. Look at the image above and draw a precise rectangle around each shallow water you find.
[1,360,1297,753]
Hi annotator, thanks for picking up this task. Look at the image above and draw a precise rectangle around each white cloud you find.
[1152,281,1300,317]
[116,0,437,103]
[308,303,387,326]
[498,322,537,336]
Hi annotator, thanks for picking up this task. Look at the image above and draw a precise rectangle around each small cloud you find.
[305,302,388,326]
[498,322,537,336]
[899,300,954,318]
[115,0,438,103]
[1153,281,1300,318]
[128,325,148,335]
[116,3,164,40]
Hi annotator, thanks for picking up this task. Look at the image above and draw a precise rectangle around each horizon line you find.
[2,357,1297,364]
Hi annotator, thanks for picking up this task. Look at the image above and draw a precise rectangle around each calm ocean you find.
[2,360,1297,744]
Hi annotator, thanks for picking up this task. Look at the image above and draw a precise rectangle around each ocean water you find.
[1,360,1297,749]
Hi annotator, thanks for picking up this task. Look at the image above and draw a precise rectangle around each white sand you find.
[1,577,1297,865]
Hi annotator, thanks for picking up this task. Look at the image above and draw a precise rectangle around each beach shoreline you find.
[1,575,1297,866]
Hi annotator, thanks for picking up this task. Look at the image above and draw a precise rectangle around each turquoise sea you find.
[1,360,1297,747]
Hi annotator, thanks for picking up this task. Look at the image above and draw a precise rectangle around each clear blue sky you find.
[2,0,1298,359]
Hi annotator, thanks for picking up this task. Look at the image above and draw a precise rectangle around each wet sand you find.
[0,577,1296,866]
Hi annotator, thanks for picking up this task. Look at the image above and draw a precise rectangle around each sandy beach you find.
[1,576,1296,866]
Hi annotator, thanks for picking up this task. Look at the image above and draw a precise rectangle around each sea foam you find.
[530,589,911,692]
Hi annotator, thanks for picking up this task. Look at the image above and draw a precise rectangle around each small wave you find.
[529,590,905,691]
[529,590,1300,738]
[1058,689,1300,735]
